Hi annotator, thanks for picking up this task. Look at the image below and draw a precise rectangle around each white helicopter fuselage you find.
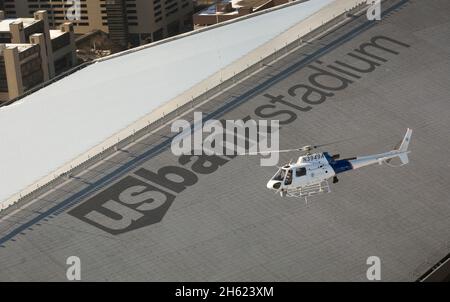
[293,153,336,187]
[266,153,335,191]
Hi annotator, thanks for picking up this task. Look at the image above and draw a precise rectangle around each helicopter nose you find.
[267,180,282,190]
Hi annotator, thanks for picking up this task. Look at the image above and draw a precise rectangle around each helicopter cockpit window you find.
[296,167,306,177]
[273,169,287,181]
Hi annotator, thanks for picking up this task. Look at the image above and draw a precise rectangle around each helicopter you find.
[250,128,412,198]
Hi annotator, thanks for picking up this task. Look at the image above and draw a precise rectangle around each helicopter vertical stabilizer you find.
[396,128,412,165]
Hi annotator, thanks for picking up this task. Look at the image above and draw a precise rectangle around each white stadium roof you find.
[0,0,335,204]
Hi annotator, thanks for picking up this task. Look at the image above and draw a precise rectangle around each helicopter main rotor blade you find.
[239,135,364,156]
[312,135,366,149]
[243,148,305,155]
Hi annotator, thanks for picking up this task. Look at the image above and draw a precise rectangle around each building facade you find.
[193,0,290,28]
[0,10,76,102]
[1,0,194,49]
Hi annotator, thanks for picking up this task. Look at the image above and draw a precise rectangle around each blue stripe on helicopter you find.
[324,152,353,174]
[330,160,353,174]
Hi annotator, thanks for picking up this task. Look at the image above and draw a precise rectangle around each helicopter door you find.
[284,169,293,185]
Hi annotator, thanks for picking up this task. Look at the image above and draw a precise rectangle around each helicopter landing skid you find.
[285,180,331,202]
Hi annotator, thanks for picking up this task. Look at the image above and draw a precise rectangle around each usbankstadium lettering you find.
[69,35,411,234]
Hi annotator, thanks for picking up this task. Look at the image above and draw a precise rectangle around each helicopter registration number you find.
[303,154,324,162]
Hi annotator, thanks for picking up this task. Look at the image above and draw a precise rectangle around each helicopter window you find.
[296,167,306,177]
[285,169,293,185]
[273,169,286,181]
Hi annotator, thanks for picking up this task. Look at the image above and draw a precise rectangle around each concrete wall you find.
[1,0,367,211]
[3,46,23,99]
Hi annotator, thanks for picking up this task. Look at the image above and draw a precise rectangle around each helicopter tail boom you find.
[346,128,412,169]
